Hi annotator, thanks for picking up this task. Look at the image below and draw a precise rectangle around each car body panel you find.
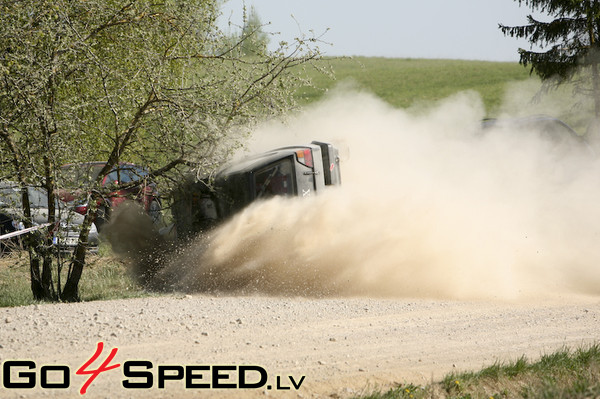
[58,162,161,225]
[0,182,99,253]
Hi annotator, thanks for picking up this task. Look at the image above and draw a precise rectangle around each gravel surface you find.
[1,294,599,398]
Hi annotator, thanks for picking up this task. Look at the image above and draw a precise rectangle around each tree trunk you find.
[587,0,600,117]
[29,252,45,300]
[42,251,56,299]
[61,212,94,302]
[62,249,85,302]
[29,245,57,301]
[591,60,600,118]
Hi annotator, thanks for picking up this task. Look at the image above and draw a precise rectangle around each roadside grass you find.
[0,251,33,307]
[295,57,533,114]
[77,246,148,302]
[0,244,147,307]
[355,345,600,399]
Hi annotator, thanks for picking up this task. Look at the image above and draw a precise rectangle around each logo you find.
[1,342,305,394]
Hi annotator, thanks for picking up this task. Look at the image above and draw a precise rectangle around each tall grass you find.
[0,252,34,307]
[355,345,600,399]
[0,246,146,307]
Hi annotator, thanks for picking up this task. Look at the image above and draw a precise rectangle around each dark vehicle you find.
[59,162,162,227]
[0,182,99,255]
[0,207,18,255]
[481,115,595,156]
[172,141,341,240]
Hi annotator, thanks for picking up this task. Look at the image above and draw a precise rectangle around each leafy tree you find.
[500,0,600,117]
[240,6,270,56]
[0,0,321,302]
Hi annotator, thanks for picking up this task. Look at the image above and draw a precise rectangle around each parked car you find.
[58,162,162,228]
[171,141,341,239]
[0,208,19,255]
[0,182,99,255]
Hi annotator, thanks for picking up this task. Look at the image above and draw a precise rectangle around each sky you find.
[220,0,547,62]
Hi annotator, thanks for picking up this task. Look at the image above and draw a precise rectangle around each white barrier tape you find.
[0,223,52,241]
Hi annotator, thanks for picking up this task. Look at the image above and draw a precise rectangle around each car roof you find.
[60,161,137,169]
[0,181,19,190]
[0,182,49,208]
[216,145,315,176]
[0,181,44,192]
[482,115,577,133]
[482,115,590,142]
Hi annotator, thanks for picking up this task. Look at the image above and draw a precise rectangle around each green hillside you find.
[295,57,532,113]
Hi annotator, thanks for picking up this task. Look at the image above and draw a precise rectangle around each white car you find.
[0,182,98,254]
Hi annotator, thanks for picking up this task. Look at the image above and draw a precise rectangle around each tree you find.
[500,0,600,117]
[240,6,270,56]
[0,0,322,302]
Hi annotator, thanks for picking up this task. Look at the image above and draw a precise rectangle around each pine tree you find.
[500,0,600,117]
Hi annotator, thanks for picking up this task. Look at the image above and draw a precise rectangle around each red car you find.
[59,162,161,227]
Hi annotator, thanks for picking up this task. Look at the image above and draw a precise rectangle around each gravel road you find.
[1,293,599,398]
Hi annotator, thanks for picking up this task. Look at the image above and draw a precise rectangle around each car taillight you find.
[74,204,88,215]
[296,149,313,168]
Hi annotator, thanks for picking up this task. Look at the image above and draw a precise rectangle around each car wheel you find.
[0,230,7,257]
[148,200,163,225]
[0,214,16,257]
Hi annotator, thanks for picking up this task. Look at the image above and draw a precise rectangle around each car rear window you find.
[106,167,148,185]
[60,164,105,187]
[254,159,294,198]
[0,186,48,208]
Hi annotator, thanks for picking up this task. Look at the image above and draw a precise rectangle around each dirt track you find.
[1,294,599,398]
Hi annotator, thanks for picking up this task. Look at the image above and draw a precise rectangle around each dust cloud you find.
[109,88,600,300]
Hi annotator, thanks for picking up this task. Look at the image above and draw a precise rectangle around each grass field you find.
[295,57,533,114]
[294,57,596,134]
